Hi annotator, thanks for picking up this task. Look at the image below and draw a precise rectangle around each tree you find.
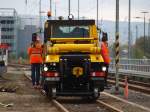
[133,36,150,59]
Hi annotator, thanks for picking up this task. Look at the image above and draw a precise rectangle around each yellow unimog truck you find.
[42,18,107,100]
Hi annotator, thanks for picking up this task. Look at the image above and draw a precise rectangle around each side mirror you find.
[102,32,108,41]
[97,27,101,41]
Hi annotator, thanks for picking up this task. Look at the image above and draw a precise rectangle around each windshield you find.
[52,25,89,38]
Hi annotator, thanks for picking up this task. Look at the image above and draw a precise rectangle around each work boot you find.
[32,85,37,89]
[36,85,42,89]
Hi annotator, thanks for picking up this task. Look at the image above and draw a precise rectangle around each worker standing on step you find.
[27,33,43,89]
[101,32,111,88]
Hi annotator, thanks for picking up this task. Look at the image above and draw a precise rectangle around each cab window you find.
[52,25,89,38]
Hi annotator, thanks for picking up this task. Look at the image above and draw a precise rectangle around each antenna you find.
[68,0,71,16]
[97,0,99,27]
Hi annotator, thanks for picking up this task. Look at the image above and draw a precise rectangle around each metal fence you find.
[110,59,150,75]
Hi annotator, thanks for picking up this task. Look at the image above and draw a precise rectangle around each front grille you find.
[60,54,90,78]
[59,54,90,91]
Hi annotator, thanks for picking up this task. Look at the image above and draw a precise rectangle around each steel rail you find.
[108,79,150,94]
[96,100,123,112]
[102,92,150,112]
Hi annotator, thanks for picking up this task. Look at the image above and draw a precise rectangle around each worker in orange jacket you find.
[101,32,110,87]
[28,34,43,88]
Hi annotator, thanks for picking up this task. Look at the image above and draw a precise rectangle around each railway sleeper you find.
[0,85,18,93]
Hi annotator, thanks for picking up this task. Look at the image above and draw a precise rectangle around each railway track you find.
[21,65,122,112]
[108,76,150,88]
[0,85,18,92]
[55,98,123,112]
[108,77,150,94]
[7,64,150,112]
[10,63,150,94]
[0,70,18,93]
[8,63,30,69]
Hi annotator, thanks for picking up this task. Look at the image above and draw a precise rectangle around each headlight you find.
[44,66,48,71]
[102,66,107,72]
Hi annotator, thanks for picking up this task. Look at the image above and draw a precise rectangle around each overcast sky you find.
[0,0,150,21]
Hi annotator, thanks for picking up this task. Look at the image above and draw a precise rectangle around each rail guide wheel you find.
[92,88,100,100]
[47,87,57,99]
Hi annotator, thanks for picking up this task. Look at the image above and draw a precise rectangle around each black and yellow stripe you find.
[115,33,119,66]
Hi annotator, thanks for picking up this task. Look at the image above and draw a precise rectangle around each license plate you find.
[45,77,60,81]
[72,67,83,77]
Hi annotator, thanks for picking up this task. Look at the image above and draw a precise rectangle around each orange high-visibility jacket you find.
[101,42,111,64]
[27,45,43,64]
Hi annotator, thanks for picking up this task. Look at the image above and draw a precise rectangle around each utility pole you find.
[148,19,150,52]
[55,2,57,19]
[50,0,52,19]
[78,0,80,20]
[39,0,42,35]
[97,0,99,27]
[115,0,120,92]
[135,25,138,58]
[0,24,1,44]
[148,19,150,38]
[50,0,52,12]
[128,0,131,59]
[141,11,148,56]
[68,0,71,16]
[135,25,138,44]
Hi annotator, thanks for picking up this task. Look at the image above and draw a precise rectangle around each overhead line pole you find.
[97,0,99,27]
[148,19,150,38]
[50,0,52,19]
[39,0,42,36]
[115,0,120,92]
[50,0,52,12]
[78,0,80,20]
[135,25,138,58]
[68,0,71,16]
[141,11,148,56]
[55,2,57,19]
[148,19,150,52]
[128,0,131,58]
[144,13,146,56]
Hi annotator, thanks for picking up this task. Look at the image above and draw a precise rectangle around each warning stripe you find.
[115,33,119,66]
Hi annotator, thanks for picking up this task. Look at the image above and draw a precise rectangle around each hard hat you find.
[102,32,108,41]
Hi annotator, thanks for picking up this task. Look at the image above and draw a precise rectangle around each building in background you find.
[0,9,42,58]
[17,15,47,58]
[17,25,38,58]
[17,16,40,58]
[0,8,18,57]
